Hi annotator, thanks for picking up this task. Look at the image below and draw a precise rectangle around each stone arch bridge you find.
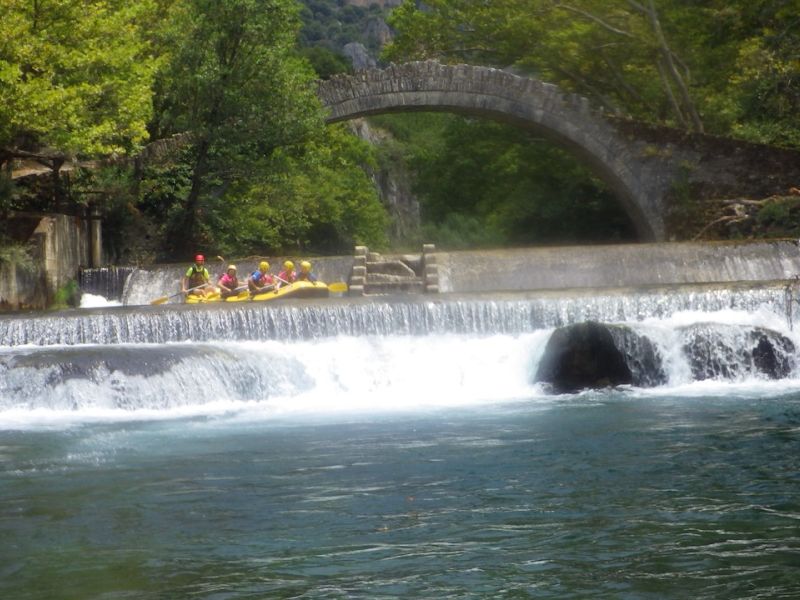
[318,61,800,242]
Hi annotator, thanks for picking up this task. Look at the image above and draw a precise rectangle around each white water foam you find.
[630,307,800,386]
[2,308,800,430]
[0,332,550,430]
[640,305,791,331]
[79,293,122,308]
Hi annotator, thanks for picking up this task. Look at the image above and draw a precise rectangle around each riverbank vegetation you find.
[1,0,389,262]
[386,1,799,146]
[1,0,798,260]
[383,0,800,243]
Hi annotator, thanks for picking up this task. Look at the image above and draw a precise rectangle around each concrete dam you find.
[78,239,800,308]
[435,239,800,294]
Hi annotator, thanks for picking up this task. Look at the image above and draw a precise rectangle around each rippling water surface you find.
[2,392,799,599]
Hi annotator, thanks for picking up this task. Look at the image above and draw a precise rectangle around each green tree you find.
[385,0,704,131]
[151,0,324,253]
[373,114,634,248]
[377,0,800,247]
[0,0,159,158]
[0,0,163,215]
[695,2,800,146]
[212,125,388,256]
[299,46,352,79]
[385,0,800,146]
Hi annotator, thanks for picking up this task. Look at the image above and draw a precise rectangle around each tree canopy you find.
[0,0,160,157]
[385,0,800,145]
[149,0,325,251]
[3,0,798,258]
[372,0,800,247]
[2,0,390,260]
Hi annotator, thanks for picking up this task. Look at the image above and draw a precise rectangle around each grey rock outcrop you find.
[364,17,393,46]
[343,42,376,70]
[348,119,420,243]
[535,321,634,394]
[680,323,795,380]
[535,320,796,394]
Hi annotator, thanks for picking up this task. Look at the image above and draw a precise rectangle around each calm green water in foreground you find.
[2,392,799,599]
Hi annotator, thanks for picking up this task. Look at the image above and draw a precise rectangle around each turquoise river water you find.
[1,290,799,598]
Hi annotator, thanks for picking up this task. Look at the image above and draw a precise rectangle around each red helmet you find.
[195,254,205,263]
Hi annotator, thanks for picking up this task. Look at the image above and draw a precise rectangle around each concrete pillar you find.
[89,204,103,267]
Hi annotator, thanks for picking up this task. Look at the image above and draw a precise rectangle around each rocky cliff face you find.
[363,15,394,45]
[348,119,420,243]
[343,42,376,70]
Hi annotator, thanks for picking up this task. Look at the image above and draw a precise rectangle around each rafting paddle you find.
[222,285,250,301]
[150,283,207,305]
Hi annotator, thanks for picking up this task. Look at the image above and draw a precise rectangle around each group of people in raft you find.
[181,254,318,300]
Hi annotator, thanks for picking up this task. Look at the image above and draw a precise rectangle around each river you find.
[1,288,799,598]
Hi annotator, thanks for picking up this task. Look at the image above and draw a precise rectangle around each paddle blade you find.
[328,282,348,293]
[150,296,169,305]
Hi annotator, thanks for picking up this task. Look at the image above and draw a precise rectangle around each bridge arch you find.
[317,61,671,241]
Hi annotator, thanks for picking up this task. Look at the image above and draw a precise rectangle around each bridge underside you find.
[331,102,648,236]
[318,63,675,242]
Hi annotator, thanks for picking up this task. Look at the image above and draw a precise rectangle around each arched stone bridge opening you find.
[317,61,668,241]
[317,61,800,243]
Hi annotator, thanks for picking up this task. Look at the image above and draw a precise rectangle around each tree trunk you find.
[655,59,688,128]
[639,0,704,132]
[174,139,210,254]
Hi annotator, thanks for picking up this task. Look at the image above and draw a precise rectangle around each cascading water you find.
[0,285,795,346]
[78,266,138,302]
[2,284,799,598]
[2,284,800,425]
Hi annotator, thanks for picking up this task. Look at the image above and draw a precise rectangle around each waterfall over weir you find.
[78,266,137,301]
[1,283,796,347]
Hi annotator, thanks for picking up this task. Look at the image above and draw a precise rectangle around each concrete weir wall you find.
[122,256,356,306]
[35,214,92,296]
[0,214,93,309]
[122,240,800,305]
[436,240,800,293]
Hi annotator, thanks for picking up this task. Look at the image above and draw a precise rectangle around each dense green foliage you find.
[1,0,389,261]
[2,0,799,259]
[385,0,800,145]
[191,125,388,257]
[298,46,352,79]
[371,113,635,248]
[149,0,323,253]
[376,0,799,246]
[0,0,160,155]
[299,0,389,57]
